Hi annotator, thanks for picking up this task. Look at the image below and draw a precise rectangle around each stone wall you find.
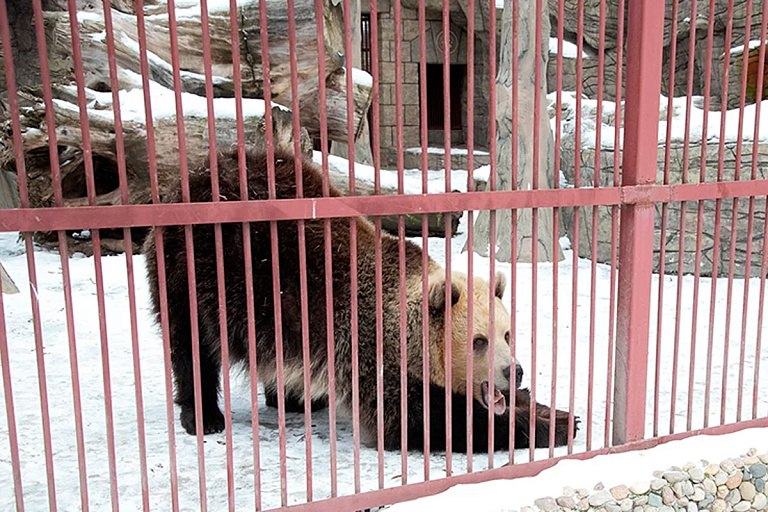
[559,140,768,278]
[374,6,492,167]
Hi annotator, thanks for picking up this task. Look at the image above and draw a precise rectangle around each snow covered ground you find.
[0,163,767,511]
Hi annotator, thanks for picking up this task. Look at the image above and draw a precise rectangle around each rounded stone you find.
[683,481,695,497]
[666,472,691,484]
[634,496,649,507]
[727,490,742,505]
[705,479,719,495]
[728,472,745,490]
[687,502,698,512]
[663,487,676,505]
[673,482,685,498]
[736,460,746,469]
[577,489,590,499]
[749,449,758,457]
[733,501,751,512]
[535,497,558,512]
[659,506,675,512]
[689,468,706,483]
[620,499,633,512]
[745,457,760,466]
[707,464,723,476]
[631,481,651,496]
[589,491,615,508]
[558,496,578,509]
[633,508,643,512]
[692,488,706,502]
[716,472,730,486]
[652,479,668,491]
[611,486,631,501]
[648,494,663,508]
[741,482,757,501]
[563,486,577,497]
[718,486,730,499]
[750,464,768,479]
[577,499,589,510]
[595,482,606,491]
[723,461,738,474]
[712,498,728,512]
[678,497,690,507]
[700,496,715,509]
[755,479,765,493]
[605,503,622,512]
[752,493,767,510]
[759,454,768,464]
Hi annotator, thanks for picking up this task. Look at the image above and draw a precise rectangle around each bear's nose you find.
[515,364,523,387]
[503,365,511,381]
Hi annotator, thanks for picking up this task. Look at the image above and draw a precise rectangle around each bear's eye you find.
[505,331,510,344]
[473,335,488,352]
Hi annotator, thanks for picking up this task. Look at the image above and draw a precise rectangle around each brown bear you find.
[143,147,577,452]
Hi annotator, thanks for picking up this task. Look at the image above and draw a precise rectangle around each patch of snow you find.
[549,37,587,59]
[76,11,102,23]
[348,67,373,88]
[405,147,490,156]
[729,39,764,57]
[550,90,768,150]
[148,0,259,16]
[61,69,283,124]
[313,151,470,193]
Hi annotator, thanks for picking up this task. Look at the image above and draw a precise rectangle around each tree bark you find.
[465,0,562,262]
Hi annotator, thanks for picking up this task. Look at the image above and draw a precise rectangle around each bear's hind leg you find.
[172,318,225,435]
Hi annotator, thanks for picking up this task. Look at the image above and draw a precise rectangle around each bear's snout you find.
[503,364,524,388]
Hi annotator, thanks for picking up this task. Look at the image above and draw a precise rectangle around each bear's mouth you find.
[480,380,507,415]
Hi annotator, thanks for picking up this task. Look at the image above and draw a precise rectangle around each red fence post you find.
[612,0,665,445]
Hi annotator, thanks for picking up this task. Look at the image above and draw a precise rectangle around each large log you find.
[4,1,371,142]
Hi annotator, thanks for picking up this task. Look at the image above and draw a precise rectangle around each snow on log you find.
[13,1,371,142]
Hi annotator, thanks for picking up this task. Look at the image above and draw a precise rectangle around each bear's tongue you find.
[482,381,507,415]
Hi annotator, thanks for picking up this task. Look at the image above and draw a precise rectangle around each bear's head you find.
[428,270,521,415]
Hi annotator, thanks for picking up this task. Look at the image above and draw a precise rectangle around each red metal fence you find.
[0,0,767,510]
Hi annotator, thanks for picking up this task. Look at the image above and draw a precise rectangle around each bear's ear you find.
[429,278,461,312]
[494,271,506,299]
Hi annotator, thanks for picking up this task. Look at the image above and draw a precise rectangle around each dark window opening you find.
[422,63,465,132]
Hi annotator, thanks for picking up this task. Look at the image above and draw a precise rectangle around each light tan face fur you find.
[428,271,515,409]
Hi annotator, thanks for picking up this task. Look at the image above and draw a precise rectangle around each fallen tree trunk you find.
[6,1,371,142]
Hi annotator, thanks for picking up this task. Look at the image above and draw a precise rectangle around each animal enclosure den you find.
[1,0,767,511]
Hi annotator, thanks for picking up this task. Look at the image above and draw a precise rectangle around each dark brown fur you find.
[143,148,578,451]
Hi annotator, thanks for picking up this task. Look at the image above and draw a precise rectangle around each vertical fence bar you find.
[657,0,679,438]
[749,0,768,419]
[285,0,314,499]
[587,0,607,453]
[32,0,91,508]
[0,3,39,509]
[612,0,664,446]
[465,0,476,474]
[568,0,584,455]
[101,1,151,507]
[605,0,625,448]
[728,0,753,424]
[369,0,386,489]
[550,0,565,458]
[698,0,717,429]
[508,0,519,463]
[134,1,181,509]
[487,0,498,467]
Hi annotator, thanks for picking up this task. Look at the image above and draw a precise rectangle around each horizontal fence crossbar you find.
[3,180,768,233]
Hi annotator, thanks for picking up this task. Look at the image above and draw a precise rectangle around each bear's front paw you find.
[180,405,225,435]
[553,408,578,446]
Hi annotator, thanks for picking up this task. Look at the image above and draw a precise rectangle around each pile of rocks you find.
[527,450,768,512]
